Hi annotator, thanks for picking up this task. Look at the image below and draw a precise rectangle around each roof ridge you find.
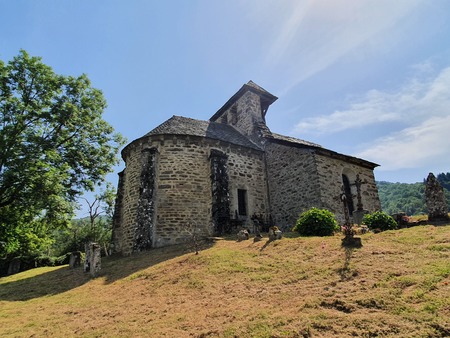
[269,132,322,148]
[246,80,272,95]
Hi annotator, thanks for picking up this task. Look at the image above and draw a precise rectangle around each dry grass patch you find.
[1,226,449,337]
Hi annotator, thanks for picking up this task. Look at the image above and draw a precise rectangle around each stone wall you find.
[226,142,269,225]
[115,140,152,255]
[264,141,381,228]
[115,134,268,254]
[265,141,322,229]
[111,171,124,253]
[314,153,381,224]
[134,148,157,251]
[153,135,211,248]
[116,133,381,254]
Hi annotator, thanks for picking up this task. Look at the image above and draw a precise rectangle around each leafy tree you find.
[436,172,450,191]
[51,183,116,257]
[81,183,115,249]
[436,172,450,204]
[52,216,113,258]
[0,50,125,260]
[377,181,427,215]
[293,208,339,236]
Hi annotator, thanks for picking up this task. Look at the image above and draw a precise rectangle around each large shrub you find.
[362,211,398,232]
[293,208,339,236]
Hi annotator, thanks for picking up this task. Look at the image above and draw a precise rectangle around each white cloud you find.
[356,116,450,170]
[294,89,401,133]
[290,63,450,171]
[294,65,450,134]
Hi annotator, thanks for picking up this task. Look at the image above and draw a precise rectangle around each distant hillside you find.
[377,172,450,215]
[377,181,426,215]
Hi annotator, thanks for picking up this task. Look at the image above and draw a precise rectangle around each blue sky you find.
[2,1,450,215]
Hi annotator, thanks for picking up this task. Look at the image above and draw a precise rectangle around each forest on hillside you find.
[377,172,450,215]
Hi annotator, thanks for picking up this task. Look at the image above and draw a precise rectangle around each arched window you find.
[342,174,354,216]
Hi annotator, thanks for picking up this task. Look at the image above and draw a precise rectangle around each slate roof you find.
[145,116,320,150]
[127,115,377,169]
[145,115,262,150]
[266,133,378,169]
[269,132,322,148]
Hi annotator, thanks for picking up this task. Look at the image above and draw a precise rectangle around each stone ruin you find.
[425,173,449,222]
[69,251,82,269]
[84,242,102,277]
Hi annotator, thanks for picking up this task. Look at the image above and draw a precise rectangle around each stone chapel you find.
[112,81,381,255]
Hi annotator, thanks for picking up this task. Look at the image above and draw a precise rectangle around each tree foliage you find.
[51,185,116,258]
[51,217,113,258]
[377,181,426,215]
[293,207,339,237]
[0,50,124,259]
[436,172,450,192]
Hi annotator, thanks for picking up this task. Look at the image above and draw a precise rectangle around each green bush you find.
[293,208,339,236]
[362,211,398,232]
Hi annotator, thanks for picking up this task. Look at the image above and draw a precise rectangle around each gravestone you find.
[90,243,101,277]
[7,257,21,275]
[268,227,282,241]
[84,243,91,272]
[69,251,82,269]
[237,229,249,241]
[425,173,449,222]
[84,242,101,277]
[352,210,369,226]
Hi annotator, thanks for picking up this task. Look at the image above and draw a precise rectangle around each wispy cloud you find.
[294,64,450,134]
[291,62,450,171]
[260,0,424,93]
[356,115,450,170]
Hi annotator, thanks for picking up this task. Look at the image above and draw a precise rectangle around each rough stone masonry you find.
[112,81,381,255]
[425,172,449,222]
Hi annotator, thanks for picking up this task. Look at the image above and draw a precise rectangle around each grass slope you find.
[1,226,449,337]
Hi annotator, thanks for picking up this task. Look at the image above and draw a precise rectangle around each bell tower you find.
[210,81,278,145]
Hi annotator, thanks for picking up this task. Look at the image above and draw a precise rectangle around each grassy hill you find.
[1,226,449,337]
